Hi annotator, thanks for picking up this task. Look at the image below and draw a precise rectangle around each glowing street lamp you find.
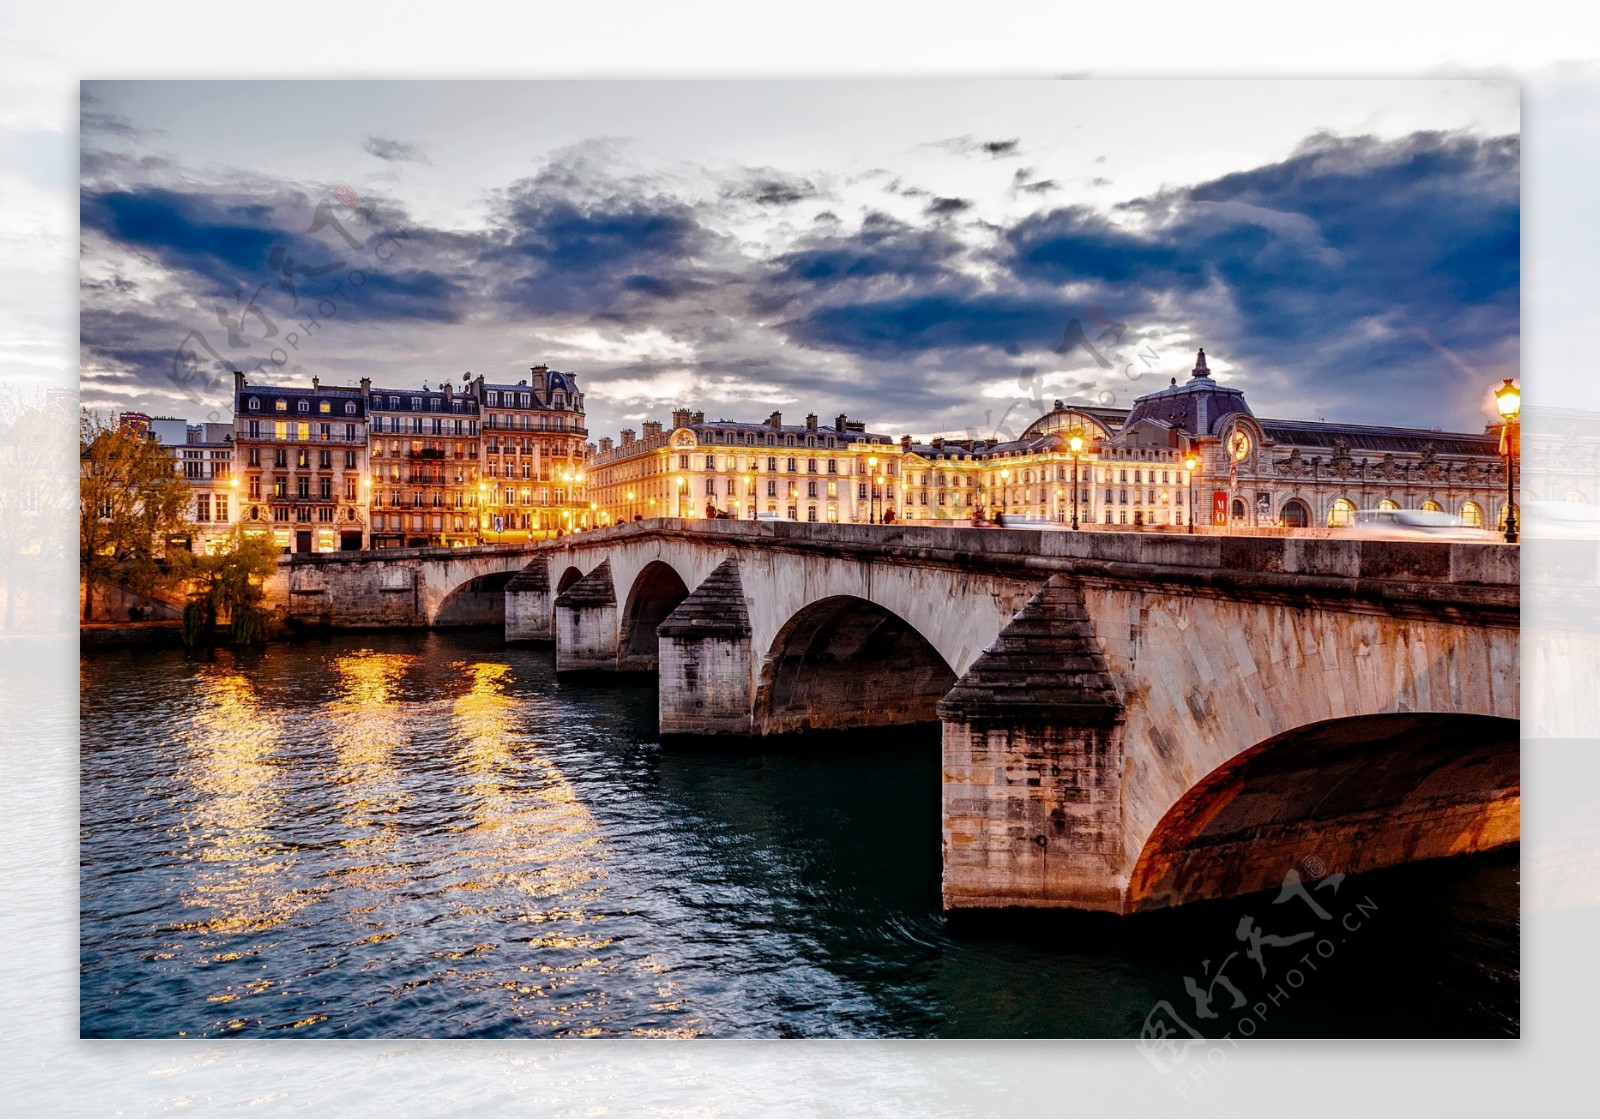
[1495,378,1520,543]
[1184,454,1199,535]
[999,467,1011,520]
[1068,433,1086,530]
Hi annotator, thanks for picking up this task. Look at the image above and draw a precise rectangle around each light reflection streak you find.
[447,659,696,1034]
[172,663,306,941]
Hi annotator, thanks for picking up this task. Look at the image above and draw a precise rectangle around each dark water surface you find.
[80,630,1518,1038]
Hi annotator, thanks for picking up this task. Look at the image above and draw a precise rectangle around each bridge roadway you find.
[270,520,1521,915]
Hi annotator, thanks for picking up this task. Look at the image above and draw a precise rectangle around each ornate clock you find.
[1226,430,1252,462]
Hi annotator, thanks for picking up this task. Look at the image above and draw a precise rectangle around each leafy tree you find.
[79,411,194,620]
[172,527,280,647]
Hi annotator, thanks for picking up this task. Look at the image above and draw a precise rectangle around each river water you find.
[79,630,1518,1038]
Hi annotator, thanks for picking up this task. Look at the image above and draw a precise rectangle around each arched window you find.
[1421,499,1443,513]
[1231,498,1246,521]
[1378,498,1399,510]
[1328,498,1357,527]
[1498,502,1519,530]
[1566,490,1589,504]
[1460,501,1484,527]
[1280,498,1310,528]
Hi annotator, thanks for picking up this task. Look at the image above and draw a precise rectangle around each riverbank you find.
[79,621,184,648]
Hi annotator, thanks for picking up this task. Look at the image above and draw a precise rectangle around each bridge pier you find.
[657,559,755,738]
[554,560,620,676]
[938,576,1129,911]
[505,558,554,645]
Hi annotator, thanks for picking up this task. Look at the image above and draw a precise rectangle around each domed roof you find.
[1020,402,1113,441]
[1123,348,1252,436]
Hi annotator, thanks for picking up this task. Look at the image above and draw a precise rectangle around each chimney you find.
[233,370,246,394]
[312,375,320,390]
[672,408,692,429]
[768,410,782,428]
[642,420,663,438]
[620,428,636,446]
[359,376,371,394]
[443,382,453,400]
[932,437,945,450]
[805,413,818,431]
[531,364,548,375]
[900,434,912,451]
[692,410,704,424]
[599,437,613,453]
[835,413,848,432]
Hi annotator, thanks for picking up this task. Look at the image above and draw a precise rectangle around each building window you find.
[1460,501,1485,528]
[1328,497,1357,527]
[807,506,818,522]
[216,495,228,522]
[195,494,210,521]
[705,479,716,495]
[276,400,288,412]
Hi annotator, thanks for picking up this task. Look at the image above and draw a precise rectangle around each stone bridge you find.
[509,520,1520,915]
[263,543,539,629]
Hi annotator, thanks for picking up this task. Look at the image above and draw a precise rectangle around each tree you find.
[171,527,280,647]
[79,411,194,620]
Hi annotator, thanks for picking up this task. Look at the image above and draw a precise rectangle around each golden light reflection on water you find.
[447,658,697,1035]
[172,663,309,940]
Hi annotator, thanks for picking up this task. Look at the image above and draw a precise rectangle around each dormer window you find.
[411,397,422,410]
[297,400,309,412]
[247,397,260,411]
[344,402,356,415]
[275,400,287,412]
[319,401,330,414]
[487,391,498,406]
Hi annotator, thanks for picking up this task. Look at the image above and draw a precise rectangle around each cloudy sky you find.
[79,80,1519,442]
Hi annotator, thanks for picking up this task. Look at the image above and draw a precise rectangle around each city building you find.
[591,350,1513,532]
[366,381,482,548]
[587,409,901,525]
[475,366,591,540]
[148,417,237,552]
[232,371,370,553]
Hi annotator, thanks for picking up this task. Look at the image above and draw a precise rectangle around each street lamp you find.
[1068,434,1085,530]
[1184,454,1199,535]
[999,467,1011,520]
[867,455,879,523]
[1495,377,1520,543]
[675,475,687,518]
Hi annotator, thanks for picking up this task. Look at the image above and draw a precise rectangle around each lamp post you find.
[867,455,879,523]
[675,475,687,518]
[1495,378,1520,543]
[1068,434,1085,530]
[1184,454,1199,535]
[999,467,1010,520]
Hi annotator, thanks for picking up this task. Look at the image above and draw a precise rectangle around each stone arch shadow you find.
[753,594,957,736]
[556,565,584,594]
[619,560,692,671]
[434,570,517,627]
[1125,712,1519,913]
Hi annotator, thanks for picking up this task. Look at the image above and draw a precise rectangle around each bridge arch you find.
[620,560,692,671]
[556,565,584,593]
[753,595,957,736]
[1126,712,1518,912]
[433,570,516,626]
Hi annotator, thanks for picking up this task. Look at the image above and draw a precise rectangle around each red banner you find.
[1212,491,1228,525]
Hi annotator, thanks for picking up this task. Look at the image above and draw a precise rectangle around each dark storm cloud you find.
[763,211,966,294]
[364,136,429,164]
[487,177,730,318]
[925,196,972,218]
[727,170,822,206]
[79,184,470,325]
[772,130,1517,429]
[929,136,1023,159]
